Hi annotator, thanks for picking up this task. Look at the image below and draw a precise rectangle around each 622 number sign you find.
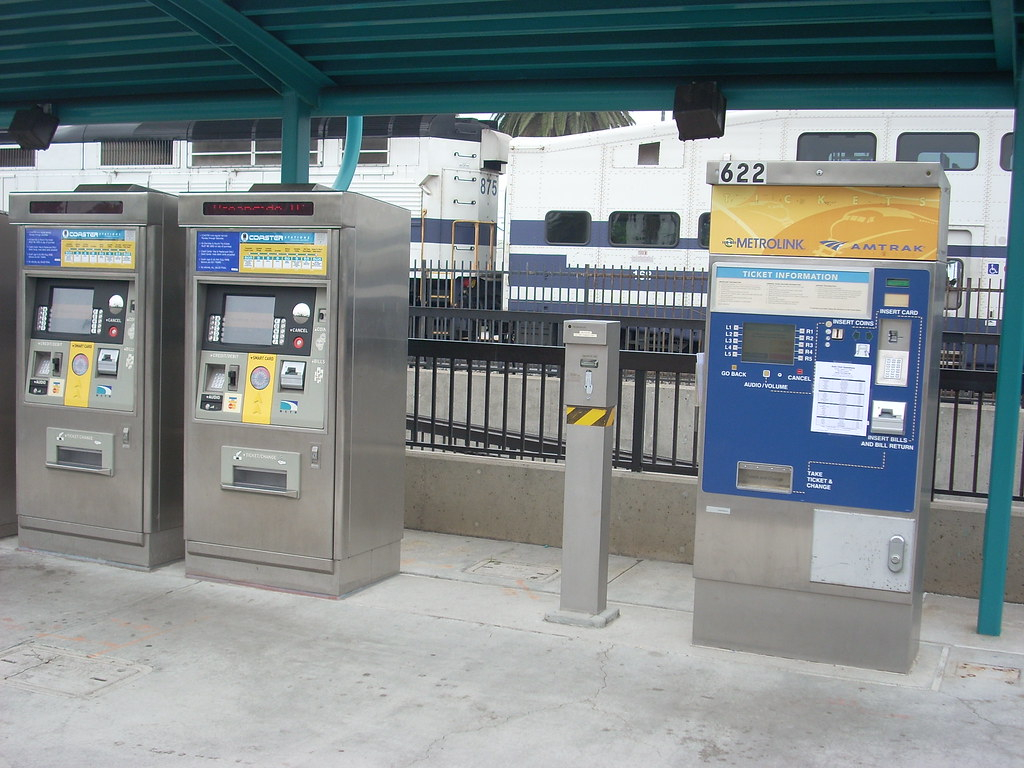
[718,161,767,184]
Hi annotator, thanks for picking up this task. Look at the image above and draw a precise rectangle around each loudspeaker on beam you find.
[8,105,59,151]
[673,82,726,141]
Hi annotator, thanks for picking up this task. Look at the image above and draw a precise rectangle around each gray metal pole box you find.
[178,187,410,596]
[9,186,186,567]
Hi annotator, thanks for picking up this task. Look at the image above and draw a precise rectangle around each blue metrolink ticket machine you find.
[693,162,949,672]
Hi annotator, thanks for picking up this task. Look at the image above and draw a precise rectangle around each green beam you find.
[977,72,1024,636]
[989,0,1016,72]
[145,0,333,105]
[6,73,1015,127]
[280,90,310,184]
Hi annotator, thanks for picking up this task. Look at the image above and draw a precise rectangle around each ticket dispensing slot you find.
[220,446,300,498]
[44,428,114,475]
[736,461,793,493]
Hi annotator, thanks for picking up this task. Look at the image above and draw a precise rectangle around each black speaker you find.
[8,105,59,150]
[673,82,726,141]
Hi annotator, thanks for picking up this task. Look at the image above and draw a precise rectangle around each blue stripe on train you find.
[412,217,495,246]
[508,252,708,291]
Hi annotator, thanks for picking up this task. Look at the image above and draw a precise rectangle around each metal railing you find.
[408,337,1023,500]
[408,264,1006,367]
[408,339,698,474]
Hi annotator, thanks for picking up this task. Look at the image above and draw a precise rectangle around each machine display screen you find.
[49,287,95,334]
[222,294,276,346]
[202,201,314,216]
[29,200,124,214]
[741,322,795,365]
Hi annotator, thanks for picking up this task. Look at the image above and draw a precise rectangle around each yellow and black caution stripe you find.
[565,405,616,427]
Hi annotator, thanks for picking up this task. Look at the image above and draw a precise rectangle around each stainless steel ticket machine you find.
[10,186,185,566]
[1,212,16,537]
[693,162,949,673]
[178,187,409,596]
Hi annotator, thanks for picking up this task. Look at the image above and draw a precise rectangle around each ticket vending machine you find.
[1,212,16,537]
[178,187,409,596]
[693,162,949,672]
[10,186,185,566]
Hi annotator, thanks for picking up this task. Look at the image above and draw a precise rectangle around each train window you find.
[0,144,35,167]
[1000,133,1013,171]
[896,133,979,170]
[608,211,680,247]
[638,142,661,166]
[796,132,876,161]
[354,136,389,165]
[191,138,321,167]
[545,211,591,245]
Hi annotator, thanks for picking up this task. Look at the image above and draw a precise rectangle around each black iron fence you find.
[407,335,1023,500]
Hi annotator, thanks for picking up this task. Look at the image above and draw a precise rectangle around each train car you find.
[0,114,510,308]
[505,110,1013,338]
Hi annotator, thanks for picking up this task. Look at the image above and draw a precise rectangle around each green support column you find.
[281,90,311,185]
[978,76,1024,636]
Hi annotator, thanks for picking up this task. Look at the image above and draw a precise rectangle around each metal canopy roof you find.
[1,0,1023,127]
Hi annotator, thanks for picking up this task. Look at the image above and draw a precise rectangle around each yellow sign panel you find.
[242,353,276,425]
[65,341,95,408]
[61,239,136,269]
[239,242,328,275]
[710,186,942,261]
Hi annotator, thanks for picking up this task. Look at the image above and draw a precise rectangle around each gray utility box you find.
[0,213,16,537]
[178,187,410,597]
[9,186,186,567]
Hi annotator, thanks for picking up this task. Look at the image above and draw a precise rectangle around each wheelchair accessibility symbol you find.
[987,263,1001,275]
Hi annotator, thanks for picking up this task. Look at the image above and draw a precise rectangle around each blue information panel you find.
[701,265,932,513]
[195,230,327,275]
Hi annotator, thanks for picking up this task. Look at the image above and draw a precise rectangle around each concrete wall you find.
[405,449,1024,603]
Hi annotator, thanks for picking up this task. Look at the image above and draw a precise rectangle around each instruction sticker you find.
[811,361,870,436]
[195,231,328,275]
[24,227,136,269]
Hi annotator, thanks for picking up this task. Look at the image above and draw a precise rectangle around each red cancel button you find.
[108,326,119,337]
[293,337,304,349]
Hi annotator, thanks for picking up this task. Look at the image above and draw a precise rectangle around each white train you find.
[505,109,1012,332]
[0,114,510,307]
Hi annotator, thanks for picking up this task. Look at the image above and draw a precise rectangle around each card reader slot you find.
[47,446,112,475]
[223,467,298,498]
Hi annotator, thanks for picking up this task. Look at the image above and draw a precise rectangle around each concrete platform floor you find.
[1,530,1022,767]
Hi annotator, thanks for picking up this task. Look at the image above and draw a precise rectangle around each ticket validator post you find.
[10,186,185,567]
[693,162,949,672]
[178,187,409,596]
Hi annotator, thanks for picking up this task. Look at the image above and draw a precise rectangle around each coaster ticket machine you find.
[1,212,16,537]
[10,186,185,566]
[179,187,409,596]
[693,162,948,672]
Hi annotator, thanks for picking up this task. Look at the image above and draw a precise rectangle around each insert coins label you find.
[565,406,616,427]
